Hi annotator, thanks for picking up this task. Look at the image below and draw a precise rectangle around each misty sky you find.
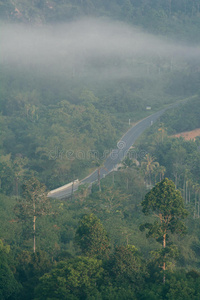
[1,18,200,80]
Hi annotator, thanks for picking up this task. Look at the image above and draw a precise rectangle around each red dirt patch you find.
[172,128,200,141]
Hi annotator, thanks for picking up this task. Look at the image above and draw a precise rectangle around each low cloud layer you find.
[1,18,200,80]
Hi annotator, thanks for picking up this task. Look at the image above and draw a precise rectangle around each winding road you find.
[47,101,185,199]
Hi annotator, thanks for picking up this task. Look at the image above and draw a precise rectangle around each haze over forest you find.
[2,18,200,81]
[1,1,200,299]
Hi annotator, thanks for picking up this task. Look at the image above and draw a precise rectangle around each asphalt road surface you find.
[47,102,183,199]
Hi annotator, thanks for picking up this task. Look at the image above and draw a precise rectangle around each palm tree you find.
[183,169,191,204]
[120,157,139,190]
[141,154,159,186]
[153,165,166,184]
[159,165,166,181]
[158,123,167,143]
[193,183,200,218]
[122,157,137,169]
[193,183,198,218]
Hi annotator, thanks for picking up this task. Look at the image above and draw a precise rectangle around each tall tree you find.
[15,177,51,253]
[140,178,188,282]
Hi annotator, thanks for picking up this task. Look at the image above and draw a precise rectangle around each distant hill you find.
[1,0,200,41]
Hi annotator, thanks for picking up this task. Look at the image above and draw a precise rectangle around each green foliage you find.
[140,178,188,280]
[75,214,110,259]
[0,239,10,254]
[34,256,104,300]
[141,178,188,239]
[0,193,22,246]
[20,177,50,218]
[1,0,200,42]
[87,186,129,218]
[15,250,52,300]
[14,177,49,224]
[161,97,200,133]
[107,245,147,289]
[0,161,14,195]
[99,285,137,300]
[141,154,159,186]
[0,240,21,300]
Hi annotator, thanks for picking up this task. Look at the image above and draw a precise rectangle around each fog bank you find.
[1,18,200,80]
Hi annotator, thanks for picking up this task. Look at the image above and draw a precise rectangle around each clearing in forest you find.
[172,128,200,141]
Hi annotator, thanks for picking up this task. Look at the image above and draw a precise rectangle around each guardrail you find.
[47,179,79,197]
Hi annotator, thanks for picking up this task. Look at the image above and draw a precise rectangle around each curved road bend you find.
[48,102,185,199]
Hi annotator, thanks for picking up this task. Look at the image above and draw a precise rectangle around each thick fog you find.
[1,18,200,80]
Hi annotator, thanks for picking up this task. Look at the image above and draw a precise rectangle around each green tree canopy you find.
[107,245,147,289]
[15,177,51,252]
[141,178,188,237]
[0,240,21,300]
[15,250,52,300]
[140,178,188,281]
[34,256,103,300]
[75,213,110,259]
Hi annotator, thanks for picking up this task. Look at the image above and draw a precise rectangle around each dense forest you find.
[1,1,200,299]
[1,0,200,42]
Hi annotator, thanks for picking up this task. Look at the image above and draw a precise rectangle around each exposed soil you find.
[172,128,200,141]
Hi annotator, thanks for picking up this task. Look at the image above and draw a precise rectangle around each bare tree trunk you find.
[188,187,190,203]
[183,179,186,203]
[33,215,36,253]
[126,177,129,190]
[194,191,197,218]
[98,168,101,192]
[15,177,18,196]
[126,235,129,246]
[186,181,188,204]
[174,173,177,188]
[163,232,166,284]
